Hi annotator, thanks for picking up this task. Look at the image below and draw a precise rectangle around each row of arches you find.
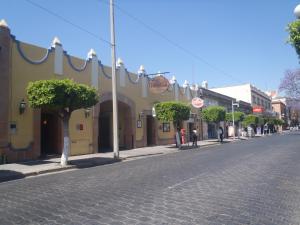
[40,99,157,157]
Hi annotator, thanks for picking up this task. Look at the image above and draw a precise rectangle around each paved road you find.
[0,132,300,225]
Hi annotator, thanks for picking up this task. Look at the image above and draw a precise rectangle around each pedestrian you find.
[192,128,198,147]
[218,126,224,143]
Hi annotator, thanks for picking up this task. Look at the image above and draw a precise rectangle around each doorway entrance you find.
[98,101,133,152]
[188,122,194,142]
[208,123,217,139]
[146,115,156,146]
[99,112,111,152]
[41,112,62,156]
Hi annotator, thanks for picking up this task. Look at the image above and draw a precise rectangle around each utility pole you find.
[110,0,119,159]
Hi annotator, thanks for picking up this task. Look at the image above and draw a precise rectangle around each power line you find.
[97,0,242,83]
[24,0,111,46]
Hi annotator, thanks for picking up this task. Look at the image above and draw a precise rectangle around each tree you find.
[257,116,265,126]
[154,101,191,130]
[274,118,284,126]
[225,111,245,124]
[202,106,226,124]
[287,20,300,59]
[242,114,258,128]
[279,69,300,99]
[27,79,98,166]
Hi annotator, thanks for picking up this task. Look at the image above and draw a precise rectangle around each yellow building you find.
[0,20,206,163]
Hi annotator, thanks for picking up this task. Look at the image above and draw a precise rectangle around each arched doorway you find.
[98,101,133,152]
[40,111,62,156]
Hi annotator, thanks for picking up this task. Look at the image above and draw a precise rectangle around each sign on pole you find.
[191,97,204,109]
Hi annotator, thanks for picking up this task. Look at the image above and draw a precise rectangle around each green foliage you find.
[202,106,226,123]
[242,114,258,127]
[154,101,191,127]
[264,117,284,126]
[287,20,300,59]
[225,111,245,123]
[257,116,265,126]
[27,79,99,115]
[273,118,283,126]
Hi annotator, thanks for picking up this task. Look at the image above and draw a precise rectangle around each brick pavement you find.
[0,133,299,224]
[0,138,227,182]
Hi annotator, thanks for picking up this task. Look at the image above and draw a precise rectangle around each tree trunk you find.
[61,116,70,166]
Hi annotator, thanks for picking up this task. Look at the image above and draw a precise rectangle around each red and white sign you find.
[192,97,204,108]
[253,106,264,113]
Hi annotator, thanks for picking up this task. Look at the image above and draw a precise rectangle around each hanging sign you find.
[149,76,169,94]
[191,97,204,108]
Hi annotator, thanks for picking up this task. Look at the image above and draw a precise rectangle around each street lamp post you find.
[231,100,239,139]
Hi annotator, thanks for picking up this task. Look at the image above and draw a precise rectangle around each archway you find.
[40,111,62,156]
[98,100,133,152]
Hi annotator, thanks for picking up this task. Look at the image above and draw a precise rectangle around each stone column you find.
[0,20,11,149]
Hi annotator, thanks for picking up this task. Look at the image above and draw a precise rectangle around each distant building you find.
[197,87,252,139]
[271,97,287,131]
[210,84,272,115]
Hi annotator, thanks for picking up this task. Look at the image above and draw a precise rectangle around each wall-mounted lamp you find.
[139,111,145,120]
[84,108,91,118]
[19,99,26,114]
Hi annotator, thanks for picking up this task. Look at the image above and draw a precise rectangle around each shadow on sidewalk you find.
[0,170,25,183]
[69,157,121,169]
[16,160,55,166]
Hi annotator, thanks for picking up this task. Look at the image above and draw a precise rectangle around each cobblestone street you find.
[0,132,300,225]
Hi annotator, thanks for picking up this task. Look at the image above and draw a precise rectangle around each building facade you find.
[210,84,272,115]
[0,21,253,163]
[0,21,211,162]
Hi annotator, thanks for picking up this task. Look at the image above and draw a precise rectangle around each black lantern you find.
[139,111,145,120]
[84,108,91,118]
[19,99,26,114]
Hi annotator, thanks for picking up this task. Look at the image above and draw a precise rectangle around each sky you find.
[1,0,300,92]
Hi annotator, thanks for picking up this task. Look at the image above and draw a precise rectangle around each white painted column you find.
[138,65,148,98]
[170,76,178,101]
[174,83,179,101]
[183,80,191,100]
[52,37,63,75]
[117,58,126,87]
[88,49,99,90]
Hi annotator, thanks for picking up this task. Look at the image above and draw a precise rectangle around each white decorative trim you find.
[51,37,61,47]
[87,48,96,59]
[183,80,189,88]
[0,19,8,28]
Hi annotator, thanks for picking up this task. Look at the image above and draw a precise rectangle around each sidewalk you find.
[0,138,236,182]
